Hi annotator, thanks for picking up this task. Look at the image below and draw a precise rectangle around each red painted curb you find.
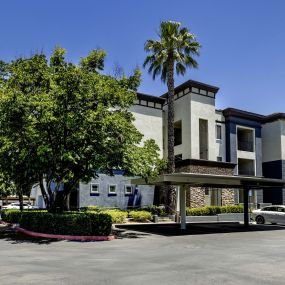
[15,227,116,241]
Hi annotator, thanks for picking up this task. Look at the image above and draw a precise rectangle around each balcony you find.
[238,158,255,176]
[237,140,254,152]
[237,128,254,152]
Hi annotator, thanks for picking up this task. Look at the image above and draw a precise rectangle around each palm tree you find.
[144,21,201,212]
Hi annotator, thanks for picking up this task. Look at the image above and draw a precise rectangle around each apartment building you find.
[31,79,285,209]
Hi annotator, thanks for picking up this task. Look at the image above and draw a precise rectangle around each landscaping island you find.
[0,210,114,241]
[0,205,245,240]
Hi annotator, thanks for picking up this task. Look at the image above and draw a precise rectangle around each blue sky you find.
[1,0,285,114]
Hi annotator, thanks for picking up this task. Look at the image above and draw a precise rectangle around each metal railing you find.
[237,141,254,152]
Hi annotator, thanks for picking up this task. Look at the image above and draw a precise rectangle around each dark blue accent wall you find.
[262,160,283,204]
[225,116,262,163]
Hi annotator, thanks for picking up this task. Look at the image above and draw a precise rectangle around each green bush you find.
[221,205,244,213]
[1,209,23,224]
[19,211,112,236]
[100,209,128,224]
[186,205,244,216]
[80,206,100,212]
[128,210,152,222]
[142,205,167,217]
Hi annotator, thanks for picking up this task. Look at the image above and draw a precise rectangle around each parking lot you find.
[1,223,285,285]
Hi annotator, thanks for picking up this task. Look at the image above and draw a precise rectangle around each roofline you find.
[131,172,285,188]
[137,92,165,104]
[223,108,285,123]
[223,108,265,122]
[175,158,236,169]
[161,79,219,98]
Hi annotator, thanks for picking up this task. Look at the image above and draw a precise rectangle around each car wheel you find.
[256,215,265,224]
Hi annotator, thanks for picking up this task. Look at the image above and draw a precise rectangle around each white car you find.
[252,205,285,225]
[2,202,37,210]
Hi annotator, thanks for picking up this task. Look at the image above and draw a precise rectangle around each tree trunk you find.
[63,192,70,211]
[48,182,73,213]
[166,53,176,213]
[39,175,50,209]
[18,188,24,211]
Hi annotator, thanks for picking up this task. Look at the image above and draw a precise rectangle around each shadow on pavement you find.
[116,222,285,236]
[0,225,60,244]
[112,227,151,239]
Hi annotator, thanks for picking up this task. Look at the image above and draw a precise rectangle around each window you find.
[90,183,99,194]
[216,125,222,140]
[199,119,208,160]
[125,185,133,195]
[108,184,117,194]
[174,121,182,146]
[217,156,222,162]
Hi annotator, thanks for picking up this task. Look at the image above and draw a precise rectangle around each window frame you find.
[90,183,100,195]
[216,124,222,140]
[124,185,133,195]
[108,184,117,195]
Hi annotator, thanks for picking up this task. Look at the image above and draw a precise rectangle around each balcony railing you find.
[238,169,255,176]
[237,141,254,152]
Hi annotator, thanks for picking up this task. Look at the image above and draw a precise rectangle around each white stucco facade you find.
[130,104,163,157]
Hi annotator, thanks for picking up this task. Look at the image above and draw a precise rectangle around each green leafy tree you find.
[144,21,201,212]
[0,48,164,212]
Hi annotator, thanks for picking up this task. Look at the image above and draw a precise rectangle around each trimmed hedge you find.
[80,206,100,212]
[1,209,22,224]
[128,210,152,222]
[142,205,167,217]
[100,209,128,224]
[186,205,244,216]
[1,210,112,236]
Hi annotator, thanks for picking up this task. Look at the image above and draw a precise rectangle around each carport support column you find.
[180,185,186,230]
[244,187,249,227]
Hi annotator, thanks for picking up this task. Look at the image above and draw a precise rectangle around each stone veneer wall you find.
[175,164,235,208]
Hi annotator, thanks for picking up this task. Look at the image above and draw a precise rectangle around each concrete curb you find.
[0,220,9,226]
[14,227,116,241]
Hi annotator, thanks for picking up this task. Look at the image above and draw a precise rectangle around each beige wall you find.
[190,93,216,160]
[163,94,192,159]
[130,105,163,157]
[215,111,226,161]
[163,91,218,161]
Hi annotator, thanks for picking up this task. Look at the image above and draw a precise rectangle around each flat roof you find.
[131,173,285,189]
[161,79,219,98]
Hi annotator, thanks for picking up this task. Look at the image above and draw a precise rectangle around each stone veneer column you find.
[176,162,235,208]
[221,189,235,205]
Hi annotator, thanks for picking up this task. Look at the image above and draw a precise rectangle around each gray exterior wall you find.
[79,174,154,209]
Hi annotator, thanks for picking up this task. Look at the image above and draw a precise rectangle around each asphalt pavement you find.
[0,222,285,285]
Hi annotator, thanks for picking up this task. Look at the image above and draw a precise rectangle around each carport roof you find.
[131,173,285,189]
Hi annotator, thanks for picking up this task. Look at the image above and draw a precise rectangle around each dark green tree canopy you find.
[0,47,165,211]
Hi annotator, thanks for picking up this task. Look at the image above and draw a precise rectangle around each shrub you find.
[128,210,152,222]
[1,209,23,224]
[100,209,128,224]
[220,205,244,213]
[186,205,244,216]
[19,211,112,236]
[142,205,167,217]
[80,206,100,212]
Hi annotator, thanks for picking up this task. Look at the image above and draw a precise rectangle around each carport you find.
[132,173,285,229]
